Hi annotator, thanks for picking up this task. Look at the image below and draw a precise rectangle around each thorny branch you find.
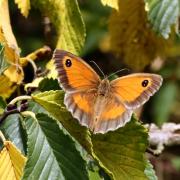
[146,123,180,155]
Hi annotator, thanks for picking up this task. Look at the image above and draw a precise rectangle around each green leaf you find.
[145,0,179,38]
[0,96,6,114]
[144,160,157,180]
[31,0,85,55]
[23,113,88,180]
[152,81,177,125]
[101,0,119,10]
[38,78,60,92]
[32,90,93,154]
[92,116,149,180]
[0,114,27,154]
[0,43,10,75]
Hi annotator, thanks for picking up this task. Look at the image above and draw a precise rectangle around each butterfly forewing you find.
[53,49,101,93]
[110,73,163,109]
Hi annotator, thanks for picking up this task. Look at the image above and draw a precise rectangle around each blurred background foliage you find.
[0,0,179,179]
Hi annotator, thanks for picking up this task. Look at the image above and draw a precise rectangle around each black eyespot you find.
[65,59,72,67]
[142,80,149,87]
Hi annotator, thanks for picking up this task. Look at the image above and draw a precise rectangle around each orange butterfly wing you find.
[64,92,95,128]
[53,49,101,92]
[110,73,163,109]
[65,92,132,134]
[92,96,132,133]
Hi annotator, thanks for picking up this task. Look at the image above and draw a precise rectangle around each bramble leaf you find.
[22,113,88,180]
[31,0,85,55]
[145,0,179,39]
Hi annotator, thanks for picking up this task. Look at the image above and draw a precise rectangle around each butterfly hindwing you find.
[110,73,163,109]
[53,49,101,93]
[64,92,95,127]
[92,96,132,133]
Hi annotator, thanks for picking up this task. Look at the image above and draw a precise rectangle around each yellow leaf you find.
[46,59,57,79]
[15,0,30,18]
[20,46,51,66]
[0,28,19,65]
[24,77,43,91]
[101,0,119,10]
[109,0,173,70]
[0,0,20,57]
[3,65,24,84]
[0,75,16,99]
[0,141,27,180]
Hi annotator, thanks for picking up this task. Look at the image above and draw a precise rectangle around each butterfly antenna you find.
[90,61,105,78]
[107,68,130,79]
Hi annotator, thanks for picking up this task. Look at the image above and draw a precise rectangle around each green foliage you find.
[32,90,157,180]
[92,116,149,180]
[31,0,85,55]
[22,113,88,179]
[145,0,179,38]
[0,114,27,154]
[0,0,179,179]
[38,78,60,92]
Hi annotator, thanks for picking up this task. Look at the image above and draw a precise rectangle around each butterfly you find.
[53,49,163,134]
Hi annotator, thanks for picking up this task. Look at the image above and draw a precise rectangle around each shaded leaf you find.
[0,96,6,109]
[109,0,173,70]
[0,141,27,179]
[92,116,149,180]
[145,0,179,39]
[23,113,88,180]
[32,90,92,154]
[15,0,31,18]
[31,0,85,55]
[0,114,26,154]
[0,43,9,75]
[101,0,118,10]
[38,78,60,92]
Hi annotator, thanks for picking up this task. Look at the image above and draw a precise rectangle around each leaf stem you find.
[9,95,32,105]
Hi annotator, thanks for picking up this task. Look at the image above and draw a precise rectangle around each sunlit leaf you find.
[0,75,16,99]
[0,141,27,179]
[3,65,24,84]
[32,90,92,154]
[22,113,88,179]
[15,0,31,18]
[0,0,20,57]
[92,116,149,180]
[101,0,118,10]
[145,0,179,39]
[109,0,173,70]
[31,0,85,55]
